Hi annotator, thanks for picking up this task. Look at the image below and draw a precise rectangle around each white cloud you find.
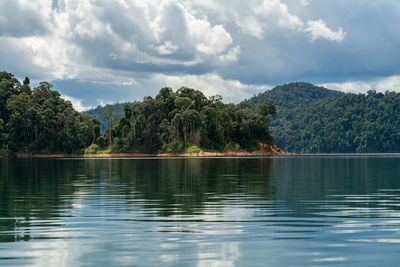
[321,75,400,94]
[62,94,94,112]
[191,0,305,39]
[305,19,346,42]
[1,0,346,83]
[0,0,52,37]
[189,0,343,43]
[158,73,271,103]
[5,0,239,83]
[155,41,179,55]
[219,46,241,63]
[300,0,309,7]
[1,0,355,107]
[72,65,138,86]
[154,0,234,59]
[256,0,304,30]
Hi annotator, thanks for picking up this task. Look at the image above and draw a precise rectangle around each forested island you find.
[0,72,99,156]
[3,70,400,156]
[0,71,278,157]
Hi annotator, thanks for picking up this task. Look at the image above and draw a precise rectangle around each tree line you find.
[0,71,99,155]
[92,86,276,153]
[0,71,276,156]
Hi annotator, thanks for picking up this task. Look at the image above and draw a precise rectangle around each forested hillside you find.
[85,102,133,134]
[273,91,400,153]
[0,72,99,155]
[246,83,400,153]
[245,82,344,108]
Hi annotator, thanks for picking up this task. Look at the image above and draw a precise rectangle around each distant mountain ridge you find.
[244,82,344,108]
[246,82,400,153]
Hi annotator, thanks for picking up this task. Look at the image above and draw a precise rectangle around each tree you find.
[104,106,118,147]
[258,102,277,123]
[23,77,30,85]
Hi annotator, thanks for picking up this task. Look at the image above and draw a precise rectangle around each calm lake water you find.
[1,155,400,266]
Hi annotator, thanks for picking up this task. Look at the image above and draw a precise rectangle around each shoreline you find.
[9,151,286,158]
[8,149,288,158]
[4,143,289,158]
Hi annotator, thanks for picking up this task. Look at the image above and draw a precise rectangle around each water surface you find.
[1,155,400,266]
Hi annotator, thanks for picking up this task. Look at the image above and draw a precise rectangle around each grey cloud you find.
[0,37,48,79]
[105,60,210,76]
[215,0,400,86]
[3,0,400,106]
[0,1,50,37]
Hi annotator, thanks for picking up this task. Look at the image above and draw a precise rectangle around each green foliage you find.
[0,71,98,154]
[84,102,132,133]
[161,142,191,153]
[96,136,106,147]
[0,118,8,156]
[226,142,241,151]
[247,82,400,153]
[103,86,275,153]
[84,143,100,154]
[245,82,344,108]
[187,145,201,154]
[1,72,275,155]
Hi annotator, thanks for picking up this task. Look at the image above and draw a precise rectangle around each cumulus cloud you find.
[154,1,234,58]
[62,94,94,112]
[191,0,305,39]
[159,73,271,103]
[300,0,309,7]
[2,0,240,83]
[190,0,344,43]
[155,41,178,55]
[13,0,400,109]
[256,0,304,30]
[219,46,241,63]
[305,19,346,42]
[321,75,400,94]
[1,0,347,80]
[0,0,52,37]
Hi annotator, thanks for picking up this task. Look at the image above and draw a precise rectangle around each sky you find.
[1,0,400,111]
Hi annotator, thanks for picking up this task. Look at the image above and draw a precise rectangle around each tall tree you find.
[104,106,118,147]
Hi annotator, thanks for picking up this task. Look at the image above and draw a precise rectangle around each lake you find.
[1,155,400,266]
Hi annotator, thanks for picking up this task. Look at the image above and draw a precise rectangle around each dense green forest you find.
[0,71,276,156]
[3,70,400,155]
[90,86,276,153]
[244,82,344,108]
[245,82,400,153]
[0,72,99,155]
[84,81,400,153]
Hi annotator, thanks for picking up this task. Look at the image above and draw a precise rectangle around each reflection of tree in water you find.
[101,158,275,217]
[2,157,400,243]
[0,158,275,241]
[0,158,110,242]
[0,159,80,242]
[270,156,400,216]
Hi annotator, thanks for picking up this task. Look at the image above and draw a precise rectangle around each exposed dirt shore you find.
[10,143,289,158]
